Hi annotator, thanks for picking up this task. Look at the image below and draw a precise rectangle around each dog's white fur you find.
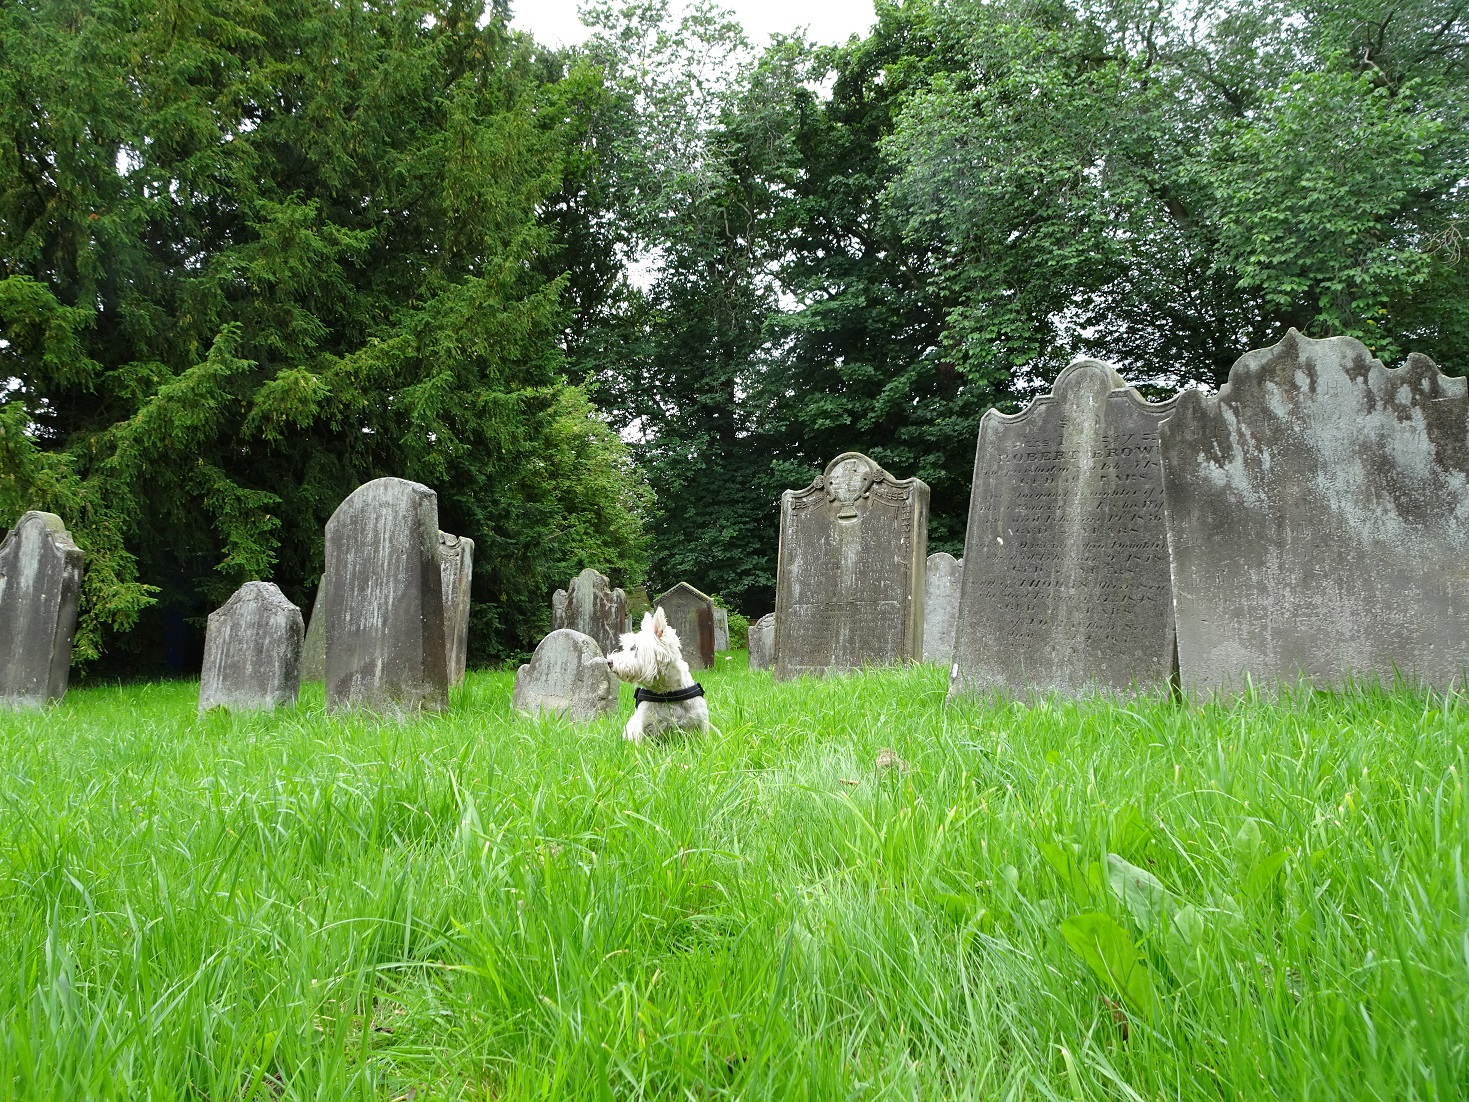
[607,607,710,742]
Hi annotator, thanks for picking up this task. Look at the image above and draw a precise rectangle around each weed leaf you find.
[1060,912,1158,1017]
[1038,843,1091,906]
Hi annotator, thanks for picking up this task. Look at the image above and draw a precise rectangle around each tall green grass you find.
[0,658,1465,1099]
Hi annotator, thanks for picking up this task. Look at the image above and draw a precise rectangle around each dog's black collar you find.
[634,683,705,704]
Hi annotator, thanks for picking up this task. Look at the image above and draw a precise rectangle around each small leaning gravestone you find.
[949,359,1178,699]
[322,477,449,713]
[713,607,730,653]
[0,511,84,709]
[654,582,716,670]
[747,613,775,670]
[511,628,616,721]
[774,452,929,680]
[922,553,962,665]
[439,531,474,687]
[1161,330,1469,698]
[198,582,304,712]
[300,583,326,682]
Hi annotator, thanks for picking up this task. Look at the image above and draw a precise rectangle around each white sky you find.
[509,0,878,48]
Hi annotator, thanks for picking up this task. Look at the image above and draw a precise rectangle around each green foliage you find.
[0,0,648,671]
[2,668,1468,1096]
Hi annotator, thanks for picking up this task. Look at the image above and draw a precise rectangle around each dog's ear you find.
[651,606,668,637]
[640,611,655,634]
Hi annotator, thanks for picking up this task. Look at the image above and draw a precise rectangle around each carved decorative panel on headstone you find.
[713,607,730,653]
[774,452,929,680]
[322,477,448,713]
[1161,330,1469,697]
[198,582,303,712]
[512,629,616,721]
[301,583,326,682]
[0,512,84,708]
[439,532,474,687]
[922,553,963,665]
[551,568,626,658]
[654,583,716,670]
[748,613,775,670]
[950,360,1177,699]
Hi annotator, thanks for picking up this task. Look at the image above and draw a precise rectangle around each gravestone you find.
[301,583,326,682]
[748,613,775,670]
[439,532,474,686]
[654,583,716,670]
[1161,330,1469,697]
[922,553,963,665]
[0,512,84,708]
[949,359,1177,699]
[774,452,929,680]
[713,607,730,652]
[198,582,303,712]
[551,568,626,657]
[322,477,448,713]
[511,628,616,721]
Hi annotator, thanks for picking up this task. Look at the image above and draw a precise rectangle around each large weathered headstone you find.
[198,582,304,712]
[655,583,716,670]
[922,553,963,665]
[950,359,1177,699]
[439,531,474,687]
[511,628,616,721]
[748,613,775,670]
[774,452,929,680]
[1161,330,1469,697]
[301,583,326,682]
[322,477,448,713]
[0,512,84,708]
[551,568,625,657]
[713,607,730,652]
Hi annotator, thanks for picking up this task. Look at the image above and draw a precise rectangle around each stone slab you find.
[654,583,715,670]
[0,511,84,708]
[748,613,775,670]
[922,553,963,664]
[774,452,929,680]
[551,568,625,657]
[439,531,474,686]
[322,477,449,713]
[1161,330,1469,697]
[713,607,730,652]
[950,359,1178,698]
[512,628,616,721]
[198,581,303,712]
[301,583,326,682]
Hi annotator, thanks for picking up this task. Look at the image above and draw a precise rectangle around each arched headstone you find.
[512,629,616,721]
[551,568,625,657]
[748,613,775,670]
[922,553,962,665]
[654,583,716,670]
[198,582,303,712]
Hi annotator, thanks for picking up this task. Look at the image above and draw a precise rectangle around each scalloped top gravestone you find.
[922,553,963,665]
[301,583,326,682]
[198,582,303,712]
[748,613,775,670]
[1161,330,1469,698]
[654,583,715,670]
[439,532,474,687]
[0,512,84,708]
[950,360,1178,699]
[774,452,929,680]
[551,568,625,658]
[322,477,448,713]
[713,607,730,653]
[511,629,616,721]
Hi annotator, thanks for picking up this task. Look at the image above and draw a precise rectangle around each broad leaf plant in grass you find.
[0,661,1465,1098]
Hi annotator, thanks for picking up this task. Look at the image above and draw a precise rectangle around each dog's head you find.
[607,606,684,686]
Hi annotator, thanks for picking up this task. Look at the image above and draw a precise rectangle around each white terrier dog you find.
[606,607,709,742]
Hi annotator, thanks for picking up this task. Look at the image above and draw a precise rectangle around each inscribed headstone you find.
[551,568,625,657]
[439,531,474,686]
[713,607,730,652]
[774,452,929,680]
[922,553,963,665]
[322,477,449,713]
[654,583,716,670]
[198,582,303,712]
[301,583,326,682]
[511,628,616,721]
[0,512,84,708]
[748,613,775,670]
[1161,330,1469,697]
[950,359,1177,699]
